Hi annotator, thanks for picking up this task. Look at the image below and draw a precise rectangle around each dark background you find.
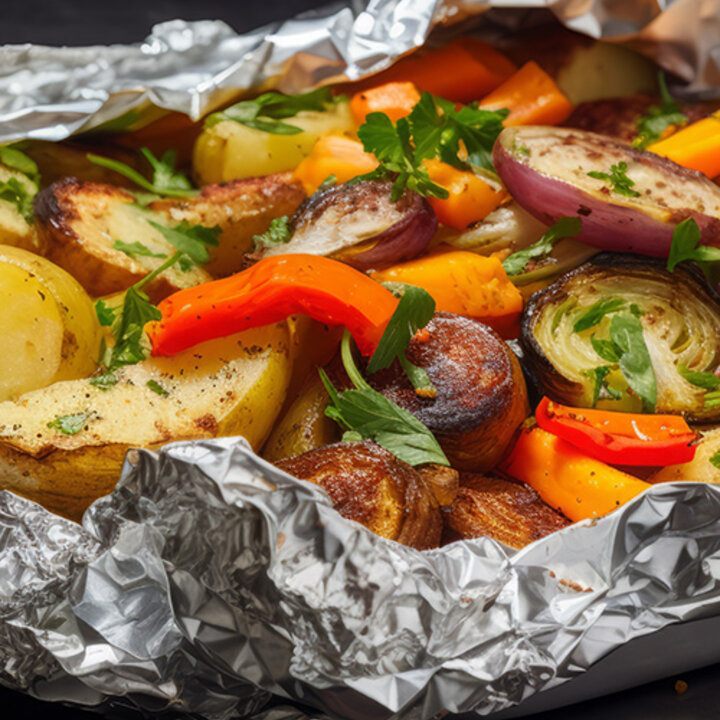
[0,0,718,718]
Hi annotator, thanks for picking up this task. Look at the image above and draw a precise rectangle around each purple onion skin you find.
[343,196,437,271]
[493,127,720,258]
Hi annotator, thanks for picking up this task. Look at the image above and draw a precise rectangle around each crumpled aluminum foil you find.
[0,0,718,144]
[4,438,720,719]
[3,0,720,717]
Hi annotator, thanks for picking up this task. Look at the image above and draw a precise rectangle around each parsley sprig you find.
[252,215,293,252]
[0,177,35,222]
[87,147,195,198]
[0,145,40,184]
[666,218,720,277]
[319,331,448,467]
[633,72,687,150]
[502,217,582,276]
[93,222,220,381]
[208,87,342,135]
[0,144,40,222]
[587,161,640,198]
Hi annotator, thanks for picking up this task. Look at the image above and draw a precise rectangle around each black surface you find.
[0,1,718,718]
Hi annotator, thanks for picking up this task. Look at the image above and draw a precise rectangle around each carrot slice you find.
[293,135,378,194]
[479,61,573,127]
[648,112,720,178]
[423,158,508,230]
[350,82,421,125]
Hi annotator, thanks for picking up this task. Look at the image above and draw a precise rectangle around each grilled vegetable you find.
[443,473,570,549]
[649,428,720,485]
[522,253,720,419]
[275,440,442,550]
[0,323,293,520]
[0,247,101,401]
[493,126,720,257]
[355,312,529,471]
[261,180,436,270]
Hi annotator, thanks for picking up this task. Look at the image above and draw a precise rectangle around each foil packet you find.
[2,0,720,718]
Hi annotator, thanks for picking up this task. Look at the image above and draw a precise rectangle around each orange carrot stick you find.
[648,112,720,178]
[479,61,573,127]
[501,426,650,522]
[350,82,421,126]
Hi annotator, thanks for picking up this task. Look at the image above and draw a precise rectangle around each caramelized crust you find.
[363,312,529,472]
[276,440,442,550]
[443,473,570,549]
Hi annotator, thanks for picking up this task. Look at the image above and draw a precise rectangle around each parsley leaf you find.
[0,177,35,222]
[47,412,88,435]
[252,215,293,252]
[0,145,40,184]
[666,218,720,273]
[587,161,640,198]
[677,365,720,390]
[710,448,720,471]
[610,313,656,411]
[209,87,339,135]
[146,379,169,397]
[89,372,118,391]
[502,217,582,276]
[633,72,687,150]
[113,239,167,259]
[573,297,627,333]
[94,300,116,327]
[591,335,621,363]
[356,113,448,202]
[585,366,613,406]
[148,220,220,266]
[319,332,448,467]
[367,283,436,396]
[87,147,195,198]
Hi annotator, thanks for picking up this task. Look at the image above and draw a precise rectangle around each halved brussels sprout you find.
[521,253,720,420]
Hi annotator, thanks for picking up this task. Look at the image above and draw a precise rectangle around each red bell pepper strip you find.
[535,396,697,466]
[147,254,399,357]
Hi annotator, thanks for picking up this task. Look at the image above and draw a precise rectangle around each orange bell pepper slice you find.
[423,158,508,230]
[293,135,378,195]
[350,81,421,126]
[371,249,523,338]
[479,61,573,127]
[501,425,651,522]
[648,112,720,179]
[147,255,398,358]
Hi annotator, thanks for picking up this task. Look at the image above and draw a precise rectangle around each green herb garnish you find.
[610,313,657,411]
[113,240,167,259]
[678,365,720,390]
[319,331,449,467]
[47,412,88,435]
[208,87,341,135]
[573,297,627,333]
[666,218,720,276]
[502,217,582,276]
[633,72,687,150]
[710,448,720,470]
[0,145,40,184]
[87,147,195,198]
[367,283,436,397]
[585,365,621,406]
[88,372,118,391]
[587,161,640,198]
[146,379,169,397]
[252,215,293,252]
[0,177,34,222]
[148,220,220,268]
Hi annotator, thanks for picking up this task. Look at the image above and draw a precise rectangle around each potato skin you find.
[34,178,211,301]
[276,440,442,550]
[0,323,293,521]
[363,312,529,472]
[150,172,306,276]
[443,473,570,549]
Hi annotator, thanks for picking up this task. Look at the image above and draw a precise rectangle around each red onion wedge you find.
[262,179,437,271]
[493,126,720,257]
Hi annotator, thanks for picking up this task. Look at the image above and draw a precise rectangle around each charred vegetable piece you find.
[351,312,529,472]
[493,126,720,257]
[442,473,570,549]
[535,397,696,466]
[522,253,720,420]
[275,440,442,550]
[261,180,436,270]
[649,428,720,485]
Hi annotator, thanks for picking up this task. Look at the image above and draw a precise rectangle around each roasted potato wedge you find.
[276,440,442,550]
[443,473,570,549]
[150,172,306,276]
[34,178,212,300]
[649,428,720,485]
[0,246,101,401]
[0,163,40,252]
[193,101,355,184]
[0,322,293,520]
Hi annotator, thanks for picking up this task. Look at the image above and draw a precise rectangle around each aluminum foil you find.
[4,438,720,719]
[3,0,720,718]
[0,0,719,144]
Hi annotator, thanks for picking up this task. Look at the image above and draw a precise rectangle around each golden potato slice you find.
[150,172,306,276]
[0,246,101,401]
[0,322,293,520]
[34,178,212,301]
[193,101,355,184]
[649,428,720,485]
[0,164,40,252]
